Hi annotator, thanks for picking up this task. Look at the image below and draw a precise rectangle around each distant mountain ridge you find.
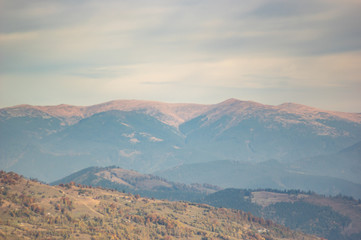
[51,166,221,201]
[0,99,211,127]
[155,159,361,199]
[289,140,361,184]
[2,98,360,127]
[1,98,361,190]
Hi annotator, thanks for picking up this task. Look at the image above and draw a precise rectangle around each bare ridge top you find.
[1,99,360,126]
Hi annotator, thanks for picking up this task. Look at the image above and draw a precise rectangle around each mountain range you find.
[1,98,361,197]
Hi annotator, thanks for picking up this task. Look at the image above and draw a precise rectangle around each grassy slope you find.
[0,171,320,240]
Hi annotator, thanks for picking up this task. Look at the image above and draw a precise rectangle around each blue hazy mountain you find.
[1,99,361,195]
[155,159,361,199]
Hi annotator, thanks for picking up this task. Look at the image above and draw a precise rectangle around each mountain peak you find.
[222,98,241,103]
[217,98,264,108]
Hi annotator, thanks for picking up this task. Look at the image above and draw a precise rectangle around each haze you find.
[1,0,361,112]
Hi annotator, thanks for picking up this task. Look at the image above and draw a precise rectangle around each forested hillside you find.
[199,189,361,240]
[0,171,320,240]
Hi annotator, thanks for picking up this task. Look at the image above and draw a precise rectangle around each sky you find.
[0,0,361,112]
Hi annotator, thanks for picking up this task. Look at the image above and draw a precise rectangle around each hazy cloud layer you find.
[1,0,361,111]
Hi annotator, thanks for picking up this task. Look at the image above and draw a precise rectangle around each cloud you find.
[251,0,325,18]
[0,0,361,111]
